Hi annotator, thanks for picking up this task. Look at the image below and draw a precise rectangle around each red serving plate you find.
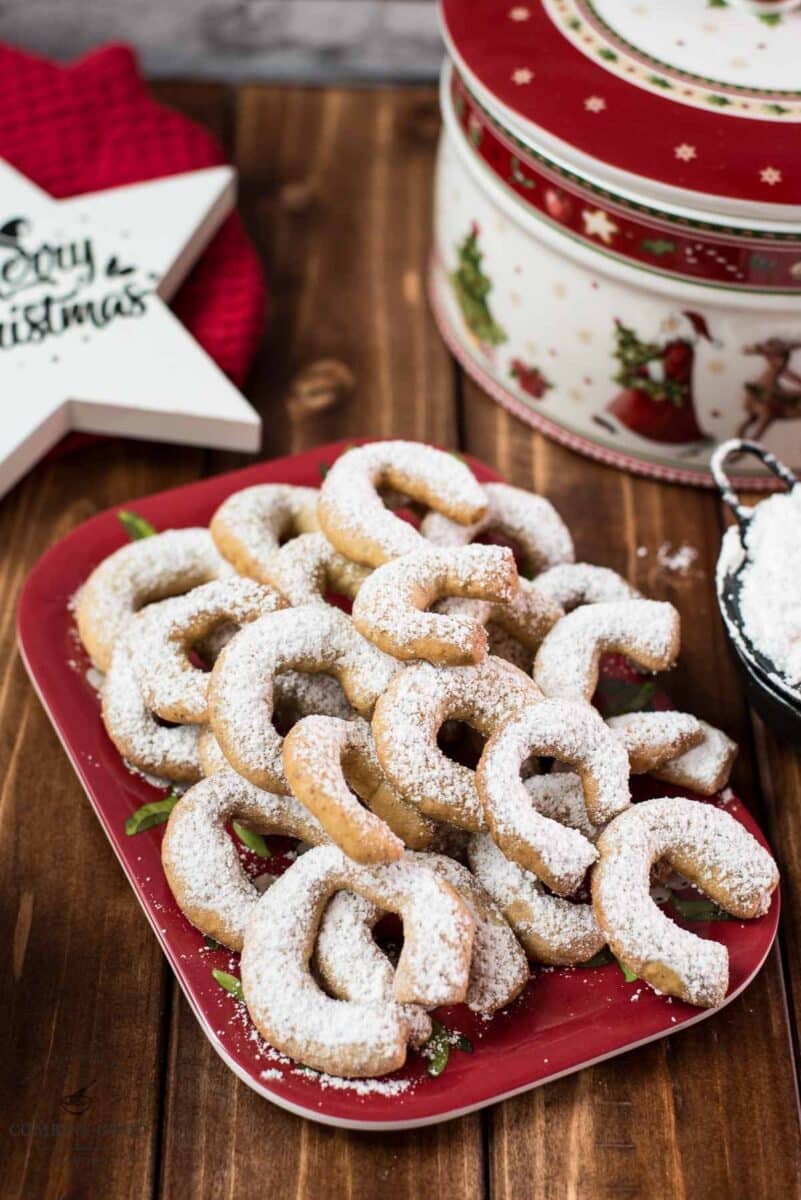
[17,440,779,1130]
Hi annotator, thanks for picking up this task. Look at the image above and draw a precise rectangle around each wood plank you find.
[221,82,457,460]
[721,489,801,1062]
[157,84,482,1199]
[0,440,203,1200]
[1,82,228,1200]
[460,383,801,1199]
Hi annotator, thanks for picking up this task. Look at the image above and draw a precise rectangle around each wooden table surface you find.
[3,81,800,1200]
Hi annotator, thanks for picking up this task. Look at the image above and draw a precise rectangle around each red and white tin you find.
[431,0,801,486]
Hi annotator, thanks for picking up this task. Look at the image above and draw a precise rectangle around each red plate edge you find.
[16,439,780,1131]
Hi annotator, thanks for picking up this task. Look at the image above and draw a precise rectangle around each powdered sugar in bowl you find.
[713,439,801,745]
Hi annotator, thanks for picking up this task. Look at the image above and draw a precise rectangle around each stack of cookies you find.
[74,441,778,1079]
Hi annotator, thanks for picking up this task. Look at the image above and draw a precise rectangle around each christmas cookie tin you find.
[431,0,801,486]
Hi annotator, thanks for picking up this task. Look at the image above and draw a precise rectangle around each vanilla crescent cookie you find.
[76,527,234,672]
[161,766,330,950]
[468,834,605,965]
[435,575,563,657]
[534,599,681,702]
[652,720,737,796]
[240,844,475,1076]
[421,481,574,576]
[314,892,433,1046]
[283,716,406,864]
[129,578,285,724]
[372,657,541,831]
[414,852,529,1014]
[317,441,488,567]
[210,484,320,581]
[477,699,628,893]
[606,711,705,774]
[534,563,639,611]
[261,531,371,606]
[608,713,736,794]
[209,605,400,793]
[102,625,203,783]
[198,670,354,778]
[592,797,778,1007]
[352,544,518,665]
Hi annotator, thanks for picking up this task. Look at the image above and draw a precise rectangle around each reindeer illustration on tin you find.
[737,337,801,440]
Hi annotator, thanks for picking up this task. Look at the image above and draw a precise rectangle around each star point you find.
[0,159,261,499]
[512,68,534,85]
[581,207,619,245]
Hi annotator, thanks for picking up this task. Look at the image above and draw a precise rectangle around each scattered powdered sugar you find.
[294,1068,415,1096]
[421,482,575,576]
[352,544,517,661]
[318,441,488,566]
[657,542,699,577]
[534,599,680,702]
[739,486,801,688]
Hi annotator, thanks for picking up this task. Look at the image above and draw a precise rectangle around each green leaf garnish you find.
[580,947,614,968]
[617,960,638,983]
[580,947,636,979]
[118,509,157,540]
[124,792,180,835]
[212,969,244,1001]
[232,821,271,858]
[204,935,221,951]
[594,677,656,718]
[670,895,732,922]
[423,1019,473,1077]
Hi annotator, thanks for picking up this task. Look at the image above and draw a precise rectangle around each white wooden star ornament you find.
[0,159,262,499]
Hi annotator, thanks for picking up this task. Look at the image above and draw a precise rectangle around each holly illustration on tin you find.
[451,223,507,349]
[605,313,714,445]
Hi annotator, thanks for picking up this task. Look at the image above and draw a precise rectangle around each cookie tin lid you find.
[440,0,801,221]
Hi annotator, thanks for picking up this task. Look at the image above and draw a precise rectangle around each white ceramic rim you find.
[439,18,801,227]
[440,62,801,313]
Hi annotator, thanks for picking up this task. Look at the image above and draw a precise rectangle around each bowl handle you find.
[711,439,798,538]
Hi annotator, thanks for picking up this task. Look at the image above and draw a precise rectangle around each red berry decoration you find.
[544,187,572,223]
[510,359,552,399]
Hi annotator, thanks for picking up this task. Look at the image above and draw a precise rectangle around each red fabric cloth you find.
[0,42,266,387]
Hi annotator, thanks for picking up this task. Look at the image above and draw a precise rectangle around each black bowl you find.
[723,621,801,750]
